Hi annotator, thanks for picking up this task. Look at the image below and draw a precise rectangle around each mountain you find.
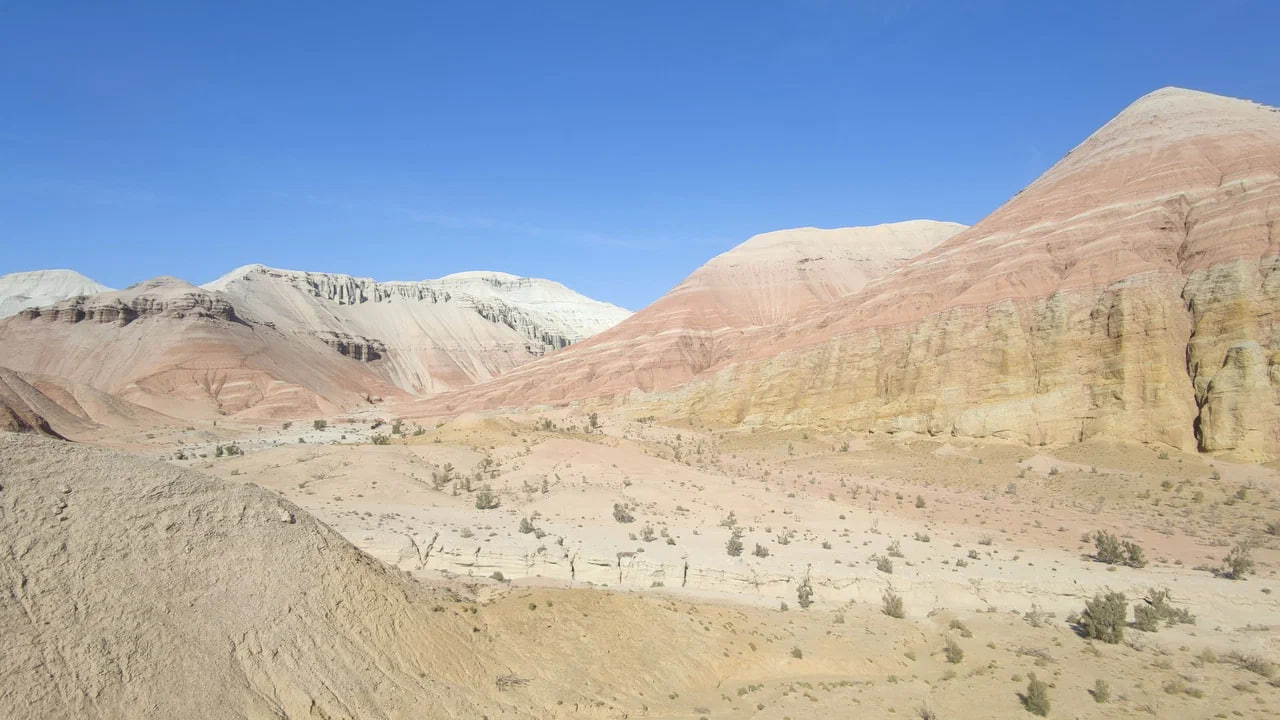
[442,88,1280,459]
[0,267,627,419]
[203,265,629,393]
[430,220,965,408]
[0,269,109,318]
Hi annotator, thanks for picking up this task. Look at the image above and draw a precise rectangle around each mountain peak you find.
[0,269,111,318]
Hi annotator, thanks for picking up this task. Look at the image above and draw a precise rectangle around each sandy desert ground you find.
[93,404,1276,718]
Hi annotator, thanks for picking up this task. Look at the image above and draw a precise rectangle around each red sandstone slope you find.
[437,88,1280,458]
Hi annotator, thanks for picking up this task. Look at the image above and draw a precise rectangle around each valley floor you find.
[146,407,1280,718]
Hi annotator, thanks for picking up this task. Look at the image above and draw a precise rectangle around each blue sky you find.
[2,1,1277,310]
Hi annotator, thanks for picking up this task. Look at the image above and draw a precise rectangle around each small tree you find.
[796,575,814,609]
[1024,673,1050,716]
[1081,591,1127,644]
[1223,542,1254,579]
[882,590,905,619]
[726,528,744,557]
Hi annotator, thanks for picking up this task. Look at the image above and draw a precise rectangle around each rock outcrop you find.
[443,88,1280,459]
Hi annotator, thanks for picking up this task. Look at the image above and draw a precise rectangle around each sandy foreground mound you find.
[0,434,515,719]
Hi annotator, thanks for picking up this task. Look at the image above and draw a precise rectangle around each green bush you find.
[1081,591,1127,643]
[1224,542,1254,580]
[1091,679,1110,703]
[474,488,500,510]
[726,528,744,557]
[1133,603,1159,632]
[1024,673,1050,716]
[1093,530,1145,567]
[882,590,905,619]
[944,636,964,664]
[1134,588,1195,631]
[797,576,814,609]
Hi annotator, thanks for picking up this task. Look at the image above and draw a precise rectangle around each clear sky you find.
[2,1,1277,310]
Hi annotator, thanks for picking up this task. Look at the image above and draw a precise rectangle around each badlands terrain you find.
[2,86,1279,719]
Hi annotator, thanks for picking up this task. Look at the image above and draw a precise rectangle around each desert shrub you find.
[790,646,803,659]
[888,540,904,558]
[753,543,769,558]
[797,576,814,609]
[1093,530,1122,563]
[1135,588,1195,630]
[874,555,894,574]
[518,517,536,534]
[882,590,905,619]
[490,571,504,581]
[474,488,500,510]
[1091,678,1110,703]
[640,524,657,542]
[1221,651,1275,678]
[916,495,926,508]
[371,433,390,445]
[1133,603,1160,632]
[914,532,930,543]
[1223,542,1254,580]
[726,528,744,557]
[612,503,634,523]
[1121,540,1147,568]
[949,618,973,638]
[944,636,964,664]
[1093,530,1145,567]
[1080,591,1127,644]
[1024,673,1050,716]
[313,419,327,430]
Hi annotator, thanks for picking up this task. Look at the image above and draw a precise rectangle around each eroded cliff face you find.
[444,88,1280,459]
[640,89,1280,458]
[16,277,243,327]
